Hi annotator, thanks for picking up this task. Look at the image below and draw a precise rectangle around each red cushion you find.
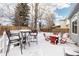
[49,36,57,44]
[60,39,66,44]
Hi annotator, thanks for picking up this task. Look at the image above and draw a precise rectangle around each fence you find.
[40,28,49,32]
[0,26,28,35]
[0,26,69,35]
[52,28,69,33]
[40,28,69,33]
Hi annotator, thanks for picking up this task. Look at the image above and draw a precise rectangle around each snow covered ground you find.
[0,32,79,56]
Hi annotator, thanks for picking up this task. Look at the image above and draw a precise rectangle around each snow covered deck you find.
[0,32,79,56]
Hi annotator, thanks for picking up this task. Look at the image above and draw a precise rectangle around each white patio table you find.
[19,29,31,41]
[20,29,31,32]
[19,29,31,40]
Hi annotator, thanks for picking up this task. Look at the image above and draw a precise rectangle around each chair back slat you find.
[6,30,11,41]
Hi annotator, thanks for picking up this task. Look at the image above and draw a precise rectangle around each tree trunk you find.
[34,3,39,30]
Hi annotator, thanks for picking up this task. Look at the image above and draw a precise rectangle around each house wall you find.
[70,11,79,43]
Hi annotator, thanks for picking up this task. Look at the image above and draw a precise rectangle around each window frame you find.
[72,20,77,34]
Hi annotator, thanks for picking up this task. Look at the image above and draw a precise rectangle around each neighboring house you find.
[52,25,60,29]
[59,19,69,28]
[0,18,13,26]
[55,18,69,29]
[66,19,70,28]
[51,19,69,33]
[68,3,79,44]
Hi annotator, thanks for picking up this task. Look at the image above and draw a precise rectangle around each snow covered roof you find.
[68,3,79,19]
[0,18,13,26]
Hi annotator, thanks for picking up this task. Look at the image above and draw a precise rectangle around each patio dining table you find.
[19,29,32,47]
[10,29,31,34]
[19,29,31,38]
[10,29,31,38]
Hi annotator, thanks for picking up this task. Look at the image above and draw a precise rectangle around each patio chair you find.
[65,53,79,56]
[60,33,69,44]
[64,48,79,56]
[5,30,22,56]
[29,30,38,46]
[43,33,49,41]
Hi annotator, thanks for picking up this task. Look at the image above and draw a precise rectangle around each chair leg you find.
[27,35,30,46]
[20,40,23,54]
[35,36,38,44]
[23,37,26,49]
[24,39,26,49]
[6,42,10,56]
[28,42,30,46]
[36,38,38,44]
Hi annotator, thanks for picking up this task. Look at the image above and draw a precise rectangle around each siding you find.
[71,33,79,43]
[70,11,79,43]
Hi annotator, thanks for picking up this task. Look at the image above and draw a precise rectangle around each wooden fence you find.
[40,28,49,32]
[52,28,69,33]
[0,26,69,35]
[40,28,69,33]
[0,26,28,35]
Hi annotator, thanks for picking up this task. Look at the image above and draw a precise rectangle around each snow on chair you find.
[60,33,69,44]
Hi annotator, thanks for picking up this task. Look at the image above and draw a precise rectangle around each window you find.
[72,20,77,34]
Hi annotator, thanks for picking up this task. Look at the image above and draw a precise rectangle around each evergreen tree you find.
[15,3,30,26]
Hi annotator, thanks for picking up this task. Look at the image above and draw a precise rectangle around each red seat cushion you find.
[49,36,57,44]
[60,38,66,44]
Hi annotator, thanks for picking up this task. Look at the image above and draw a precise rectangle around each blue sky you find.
[51,3,75,25]
[55,7,71,17]
[55,3,74,17]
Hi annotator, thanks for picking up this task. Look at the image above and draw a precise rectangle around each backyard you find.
[0,3,79,56]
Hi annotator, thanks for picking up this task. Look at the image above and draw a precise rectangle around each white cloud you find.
[53,12,66,25]
[50,3,71,21]
[49,3,71,25]
[50,3,71,12]
[53,12,66,20]
[57,3,71,9]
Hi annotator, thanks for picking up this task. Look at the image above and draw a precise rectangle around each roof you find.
[68,3,79,19]
[0,17,13,26]
[52,25,60,29]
